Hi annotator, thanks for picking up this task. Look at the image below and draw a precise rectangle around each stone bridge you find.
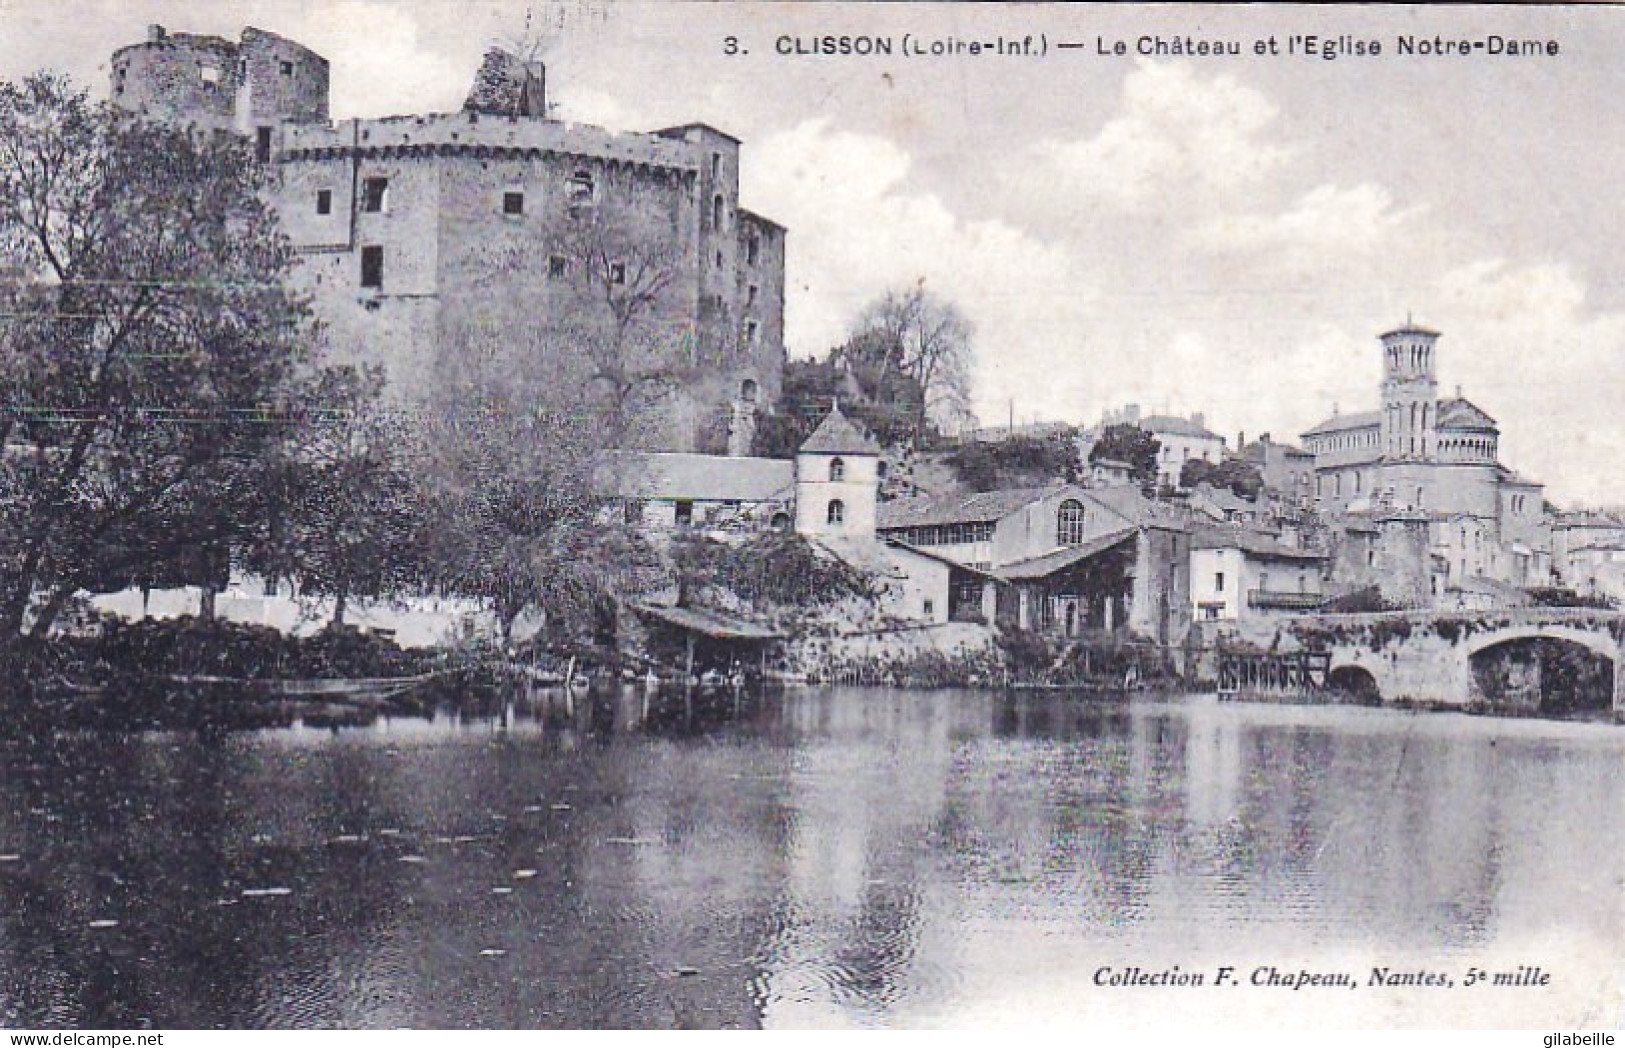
[1279,609,1625,716]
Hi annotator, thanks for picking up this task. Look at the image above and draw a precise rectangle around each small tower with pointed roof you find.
[795,400,881,542]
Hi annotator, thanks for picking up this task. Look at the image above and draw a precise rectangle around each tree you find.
[947,428,1084,493]
[539,204,694,449]
[247,367,423,627]
[1180,457,1264,501]
[0,75,317,644]
[750,357,915,458]
[415,372,662,646]
[846,283,976,448]
[1088,424,1162,493]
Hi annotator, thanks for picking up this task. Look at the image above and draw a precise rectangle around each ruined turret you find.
[463,48,547,117]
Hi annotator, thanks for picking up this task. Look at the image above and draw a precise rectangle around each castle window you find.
[360,246,383,290]
[316,189,332,215]
[745,320,759,345]
[747,284,758,307]
[1214,572,1225,593]
[503,191,524,216]
[923,599,935,617]
[740,379,758,403]
[712,194,724,230]
[829,457,846,482]
[827,500,845,525]
[711,152,721,180]
[255,127,272,163]
[609,261,626,285]
[748,235,761,266]
[566,170,595,203]
[715,250,724,268]
[1058,499,1087,546]
[280,60,294,76]
[362,177,389,213]
[675,500,694,526]
[548,255,568,279]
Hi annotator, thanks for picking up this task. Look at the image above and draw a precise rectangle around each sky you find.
[2,1,1622,505]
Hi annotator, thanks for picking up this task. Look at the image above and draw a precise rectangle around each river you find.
[0,687,1620,1029]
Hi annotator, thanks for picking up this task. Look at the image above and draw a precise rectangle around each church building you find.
[1300,323,1549,588]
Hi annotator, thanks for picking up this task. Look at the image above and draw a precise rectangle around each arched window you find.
[829,457,845,482]
[739,378,758,403]
[1057,499,1086,546]
[827,499,845,525]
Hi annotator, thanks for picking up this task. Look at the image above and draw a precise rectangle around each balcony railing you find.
[1248,589,1325,610]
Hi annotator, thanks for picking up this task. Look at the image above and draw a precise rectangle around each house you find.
[600,451,794,531]
[1098,404,1226,491]
[1187,482,1261,525]
[878,483,1191,643]
[1240,433,1317,507]
[1088,458,1136,487]
[1189,523,1328,622]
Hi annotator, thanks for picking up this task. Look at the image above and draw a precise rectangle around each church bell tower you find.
[1379,322,1439,460]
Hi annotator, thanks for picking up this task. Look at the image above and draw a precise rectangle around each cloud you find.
[742,117,1104,426]
[1187,183,1427,275]
[1014,61,1292,218]
[291,2,468,118]
[1426,259,1625,500]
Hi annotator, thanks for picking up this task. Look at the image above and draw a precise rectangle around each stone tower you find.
[1379,322,1440,460]
[794,402,881,543]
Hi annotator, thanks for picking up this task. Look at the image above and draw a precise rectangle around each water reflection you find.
[0,687,1621,1028]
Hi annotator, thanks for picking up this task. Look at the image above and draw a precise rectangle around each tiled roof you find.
[1085,485,1191,529]
[1301,409,1382,437]
[996,529,1138,581]
[1304,397,1499,440]
[1140,414,1222,440]
[882,539,999,578]
[877,486,1057,529]
[1191,483,1255,514]
[600,452,794,503]
[800,403,882,455]
[1191,522,1326,562]
[1436,397,1498,431]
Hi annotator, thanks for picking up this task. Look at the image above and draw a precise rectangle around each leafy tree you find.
[1088,424,1161,493]
[416,374,662,646]
[247,367,423,627]
[0,75,316,643]
[947,428,1084,492]
[669,532,875,612]
[750,356,914,458]
[1180,457,1264,501]
[845,283,976,448]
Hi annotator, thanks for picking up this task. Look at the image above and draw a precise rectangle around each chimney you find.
[1124,403,1140,423]
[1238,430,1246,449]
[148,24,167,42]
[1192,412,1205,430]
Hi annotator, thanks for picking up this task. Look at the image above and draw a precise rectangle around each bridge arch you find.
[1465,624,1621,716]
[1463,623,1619,661]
